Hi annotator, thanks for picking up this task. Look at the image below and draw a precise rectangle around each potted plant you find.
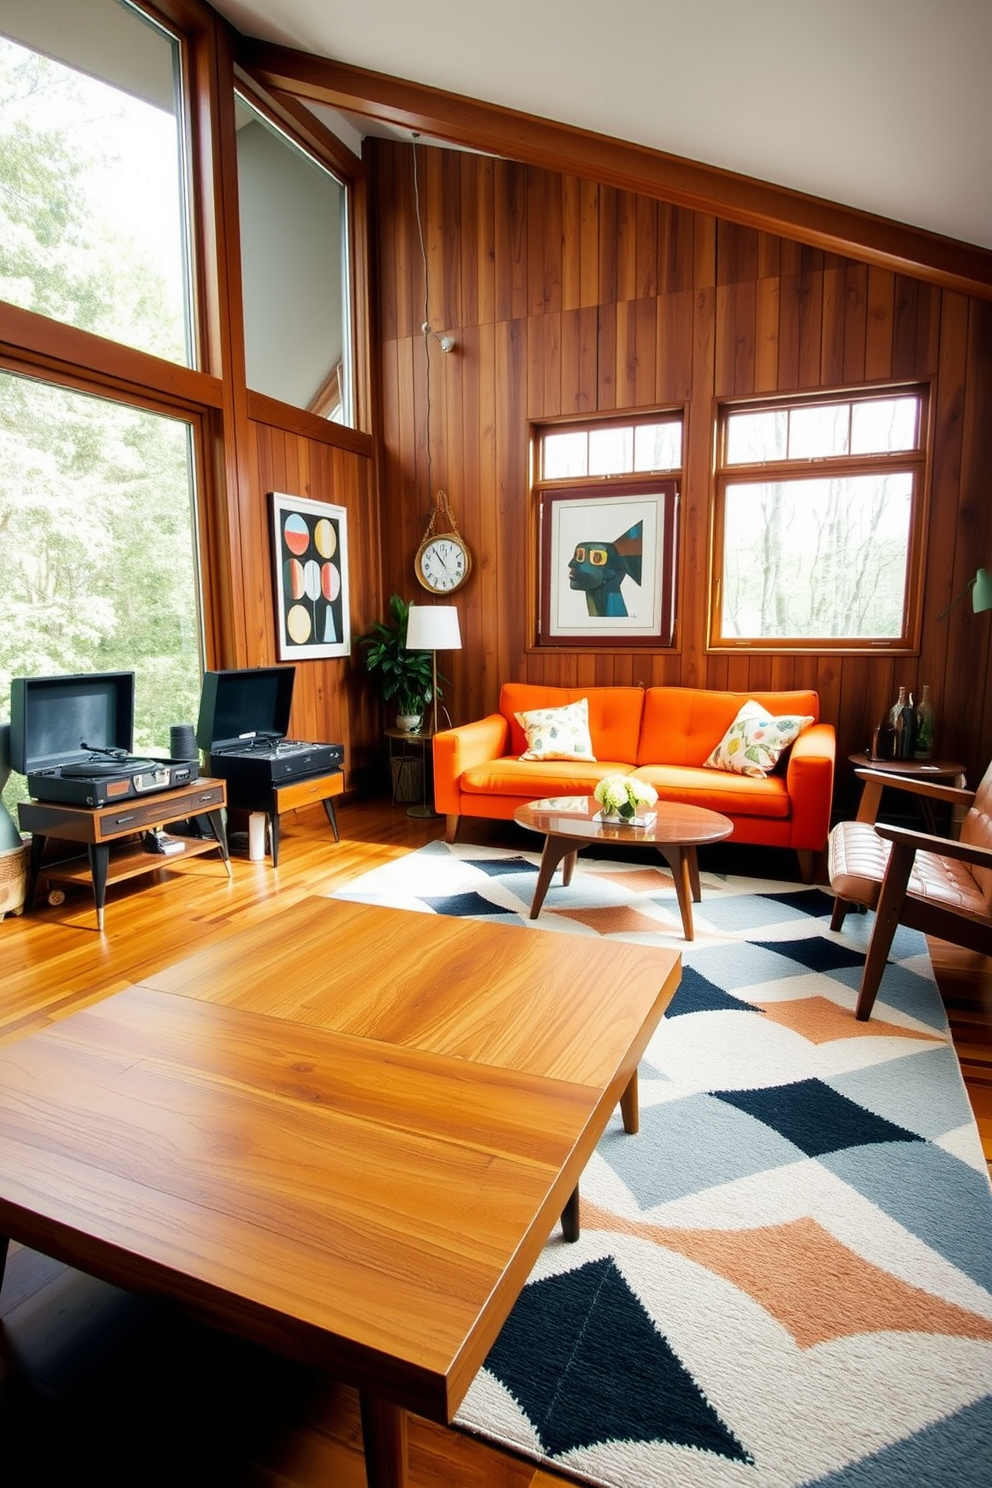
[356,594,435,732]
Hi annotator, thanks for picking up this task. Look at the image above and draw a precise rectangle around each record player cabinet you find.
[19,779,232,931]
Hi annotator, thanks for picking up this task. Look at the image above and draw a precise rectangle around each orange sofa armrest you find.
[785,722,836,850]
[433,713,510,814]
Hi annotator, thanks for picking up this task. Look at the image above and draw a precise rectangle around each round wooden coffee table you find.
[514,796,734,940]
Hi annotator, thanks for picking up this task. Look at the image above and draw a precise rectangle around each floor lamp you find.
[405,603,462,819]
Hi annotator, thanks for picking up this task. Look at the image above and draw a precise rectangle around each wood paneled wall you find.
[370,140,992,806]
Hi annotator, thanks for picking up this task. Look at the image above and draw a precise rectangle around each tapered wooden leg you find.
[445,814,460,844]
[359,1391,409,1488]
[530,836,574,919]
[830,897,849,932]
[856,842,915,1020]
[561,1186,580,1242]
[0,1235,9,1293]
[620,1068,639,1133]
[656,846,695,939]
[797,849,814,884]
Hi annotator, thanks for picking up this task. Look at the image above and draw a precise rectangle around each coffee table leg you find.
[656,846,695,940]
[530,835,574,919]
[359,1391,408,1488]
[687,848,701,902]
[0,1235,9,1292]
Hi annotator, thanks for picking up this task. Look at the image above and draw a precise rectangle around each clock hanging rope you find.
[415,491,472,594]
[412,133,472,596]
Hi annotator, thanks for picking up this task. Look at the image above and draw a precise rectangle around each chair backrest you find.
[961,759,992,909]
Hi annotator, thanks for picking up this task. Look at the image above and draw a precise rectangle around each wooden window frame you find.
[709,383,932,655]
[532,410,683,651]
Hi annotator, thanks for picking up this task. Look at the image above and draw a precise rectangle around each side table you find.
[385,728,436,817]
[228,769,342,866]
[19,778,232,931]
[849,754,967,834]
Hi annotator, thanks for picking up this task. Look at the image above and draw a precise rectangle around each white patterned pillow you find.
[515,698,597,761]
[704,700,813,778]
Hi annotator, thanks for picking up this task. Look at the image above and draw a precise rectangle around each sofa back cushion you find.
[637,687,821,767]
[500,683,645,763]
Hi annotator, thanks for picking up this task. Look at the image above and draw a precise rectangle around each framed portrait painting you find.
[270,492,351,660]
[539,480,678,646]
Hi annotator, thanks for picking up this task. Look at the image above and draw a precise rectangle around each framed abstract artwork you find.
[539,480,678,646]
[270,491,351,660]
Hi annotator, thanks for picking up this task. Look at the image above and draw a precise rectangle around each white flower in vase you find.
[593,774,658,822]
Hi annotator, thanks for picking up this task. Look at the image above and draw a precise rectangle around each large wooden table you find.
[0,896,680,1487]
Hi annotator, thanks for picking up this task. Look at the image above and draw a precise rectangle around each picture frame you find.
[539,480,678,646]
[269,491,351,660]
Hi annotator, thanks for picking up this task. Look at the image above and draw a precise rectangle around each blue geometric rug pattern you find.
[334,841,992,1487]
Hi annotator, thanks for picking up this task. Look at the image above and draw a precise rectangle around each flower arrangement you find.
[593,774,658,822]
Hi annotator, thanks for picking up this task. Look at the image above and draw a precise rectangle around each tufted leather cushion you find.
[829,819,991,923]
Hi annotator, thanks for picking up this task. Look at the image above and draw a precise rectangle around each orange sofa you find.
[433,683,836,879]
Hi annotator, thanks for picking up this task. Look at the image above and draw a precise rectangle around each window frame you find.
[709,382,932,655]
[531,409,684,651]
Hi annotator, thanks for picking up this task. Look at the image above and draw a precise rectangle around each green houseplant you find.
[356,594,435,730]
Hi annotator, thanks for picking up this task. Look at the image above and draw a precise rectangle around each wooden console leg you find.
[445,814,460,844]
[359,1391,409,1488]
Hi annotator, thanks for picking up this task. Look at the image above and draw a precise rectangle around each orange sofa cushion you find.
[636,688,821,767]
[500,683,646,762]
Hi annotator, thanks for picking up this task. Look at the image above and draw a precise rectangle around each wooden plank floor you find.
[1,795,990,1487]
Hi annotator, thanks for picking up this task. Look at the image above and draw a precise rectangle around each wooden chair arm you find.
[873,821,992,870]
[853,769,975,825]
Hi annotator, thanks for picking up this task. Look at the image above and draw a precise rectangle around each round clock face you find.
[416,533,472,594]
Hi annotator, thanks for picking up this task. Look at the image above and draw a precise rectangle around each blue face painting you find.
[568,521,644,617]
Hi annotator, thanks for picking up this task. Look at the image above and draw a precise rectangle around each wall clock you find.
[415,490,472,594]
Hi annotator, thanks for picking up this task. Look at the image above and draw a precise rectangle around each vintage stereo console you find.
[9,671,198,808]
[196,667,343,788]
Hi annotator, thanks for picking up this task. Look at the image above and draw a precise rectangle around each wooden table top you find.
[0,897,680,1429]
[514,794,734,848]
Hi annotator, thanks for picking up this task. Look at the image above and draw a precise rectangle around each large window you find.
[0,0,192,364]
[534,412,682,648]
[0,370,202,815]
[236,93,353,424]
[711,387,929,651]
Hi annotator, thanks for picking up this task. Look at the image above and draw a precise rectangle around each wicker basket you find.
[0,842,27,918]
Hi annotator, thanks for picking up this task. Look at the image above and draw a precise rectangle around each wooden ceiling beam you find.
[237,38,992,302]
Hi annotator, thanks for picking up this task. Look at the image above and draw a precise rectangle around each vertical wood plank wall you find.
[369,139,992,806]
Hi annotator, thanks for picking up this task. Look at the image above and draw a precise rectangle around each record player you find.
[9,671,199,809]
[196,667,344,788]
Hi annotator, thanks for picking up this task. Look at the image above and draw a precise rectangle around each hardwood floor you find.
[1,795,990,1486]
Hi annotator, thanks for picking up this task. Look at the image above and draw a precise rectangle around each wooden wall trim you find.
[247,390,374,454]
[237,43,992,304]
[0,302,224,410]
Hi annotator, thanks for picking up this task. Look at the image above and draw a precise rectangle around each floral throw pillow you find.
[515,698,597,761]
[704,700,813,778]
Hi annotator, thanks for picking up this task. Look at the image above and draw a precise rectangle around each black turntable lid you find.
[196,667,296,753]
[9,671,135,775]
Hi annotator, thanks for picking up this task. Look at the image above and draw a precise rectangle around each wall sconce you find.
[938,566,992,619]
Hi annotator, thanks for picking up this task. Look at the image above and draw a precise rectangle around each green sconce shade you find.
[939,566,992,619]
[972,566,992,613]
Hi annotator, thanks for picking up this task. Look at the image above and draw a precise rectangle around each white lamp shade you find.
[406,604,462,651]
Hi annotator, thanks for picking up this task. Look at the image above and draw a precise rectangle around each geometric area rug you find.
[333,842,992,1487]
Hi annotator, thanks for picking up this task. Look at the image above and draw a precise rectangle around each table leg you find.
[529,835,574,919]
[687,847,701,902]
[204,808,234,879]
[26,831,46,911]
[323,796,340,842]
[0,1234,9,1293]
[656,845,695,940]
[87,842,110,933]
[268,811,281,867]
[561,848,578,887]
[620,1068,639,1133]
[359,1391,409,1488]
[561,1186,580,1242]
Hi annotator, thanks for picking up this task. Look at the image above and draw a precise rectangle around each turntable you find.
[10,671,198,808]
[196,667,344,864]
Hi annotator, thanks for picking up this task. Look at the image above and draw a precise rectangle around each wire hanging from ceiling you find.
[412,133,454,528]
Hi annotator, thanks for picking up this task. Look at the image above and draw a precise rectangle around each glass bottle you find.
[898,691,915,758]
[888,686,908,760]
[913,684,935,759]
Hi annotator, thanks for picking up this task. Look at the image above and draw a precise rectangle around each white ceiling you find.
[212,0,992,251]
